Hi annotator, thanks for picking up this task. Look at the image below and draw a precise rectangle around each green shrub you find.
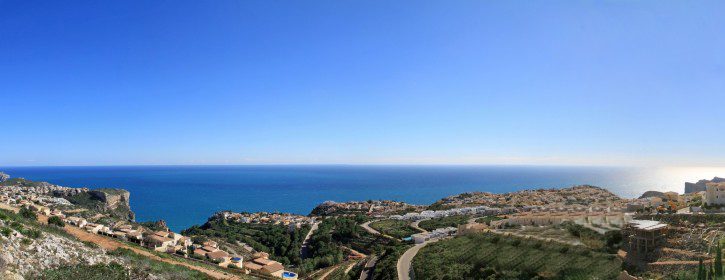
[19,207,37,220]
[24,228,42,239]
[48,216,65,227]
[369,219,420,239]
[83,241,100,248]
[33,262,128,280]
[108,248,211,279]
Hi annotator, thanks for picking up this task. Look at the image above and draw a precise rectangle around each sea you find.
[1,165,723,232]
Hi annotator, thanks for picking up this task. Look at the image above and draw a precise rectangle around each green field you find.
[369,219,420,239]
[413,233,622,279]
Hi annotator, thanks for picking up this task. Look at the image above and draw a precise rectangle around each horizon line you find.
[1,163,721,169]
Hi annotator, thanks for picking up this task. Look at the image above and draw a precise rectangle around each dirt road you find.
[301,221,320,259]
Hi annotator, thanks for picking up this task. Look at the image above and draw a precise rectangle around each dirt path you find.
[1,203,239,280]
[301,221,320,259]
[316,263,343,280]
[344,262,356,274]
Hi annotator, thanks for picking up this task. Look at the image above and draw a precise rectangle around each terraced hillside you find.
[413,232,622,279]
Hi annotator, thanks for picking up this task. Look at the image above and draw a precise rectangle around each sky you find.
[1,1,724,167]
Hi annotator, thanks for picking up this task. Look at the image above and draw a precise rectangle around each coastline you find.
[2,165,722,231]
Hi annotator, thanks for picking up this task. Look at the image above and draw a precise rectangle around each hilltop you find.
[428,185,621,210]
[0,175,134,222]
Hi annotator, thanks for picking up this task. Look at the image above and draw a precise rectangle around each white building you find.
[705,183,725,206]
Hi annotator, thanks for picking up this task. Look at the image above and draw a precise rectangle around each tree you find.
[717,243,723,278]
[48,216,65,227]
[699,258,705,280]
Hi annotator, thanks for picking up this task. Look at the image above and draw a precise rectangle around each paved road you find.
[1,203,240,280]
[358,256,378,280]
[409,219,428,233]
[360,220,396,240]
[360,221,381,235]
[301,221,320,259]
[397,241,435,280]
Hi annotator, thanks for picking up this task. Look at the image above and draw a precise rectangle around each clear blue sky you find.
[1,1,724,166]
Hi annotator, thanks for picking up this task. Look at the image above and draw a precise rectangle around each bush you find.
[369,219,420,239]
[1,227,12,237]
[34,262,128,280]
[24,228,42,239]
[83,241,100,248]
[419,215,470,231]
[48,216,65,227]
[19,207,37,220]
[108,248,211,279]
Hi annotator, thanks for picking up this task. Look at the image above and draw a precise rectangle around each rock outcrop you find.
[638,191,666,200]
[0,224,119,278]
[89,189,130,210]
[685,177,725,194]
[0,172,9,182]
[88,189,135,221]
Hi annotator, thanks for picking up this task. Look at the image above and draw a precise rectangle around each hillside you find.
[413,232,622,279]
[0,208,210,279]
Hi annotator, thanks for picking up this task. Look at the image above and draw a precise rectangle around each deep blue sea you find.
[1,165,723,232]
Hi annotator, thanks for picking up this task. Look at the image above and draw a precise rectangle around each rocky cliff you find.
[88,189,135,221]
[685,177,725,194]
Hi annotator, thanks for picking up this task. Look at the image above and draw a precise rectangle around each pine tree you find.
[716,243,723,278]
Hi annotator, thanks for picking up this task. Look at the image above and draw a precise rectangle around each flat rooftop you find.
[629,219,667,231]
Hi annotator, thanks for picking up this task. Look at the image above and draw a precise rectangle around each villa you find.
[65,216,87,228]
[230,257,244,269]
[705,182,725,206]
[145,233,175,252]
[243,254,293,279]
[84,223,103,234]
[206,250,231,264]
